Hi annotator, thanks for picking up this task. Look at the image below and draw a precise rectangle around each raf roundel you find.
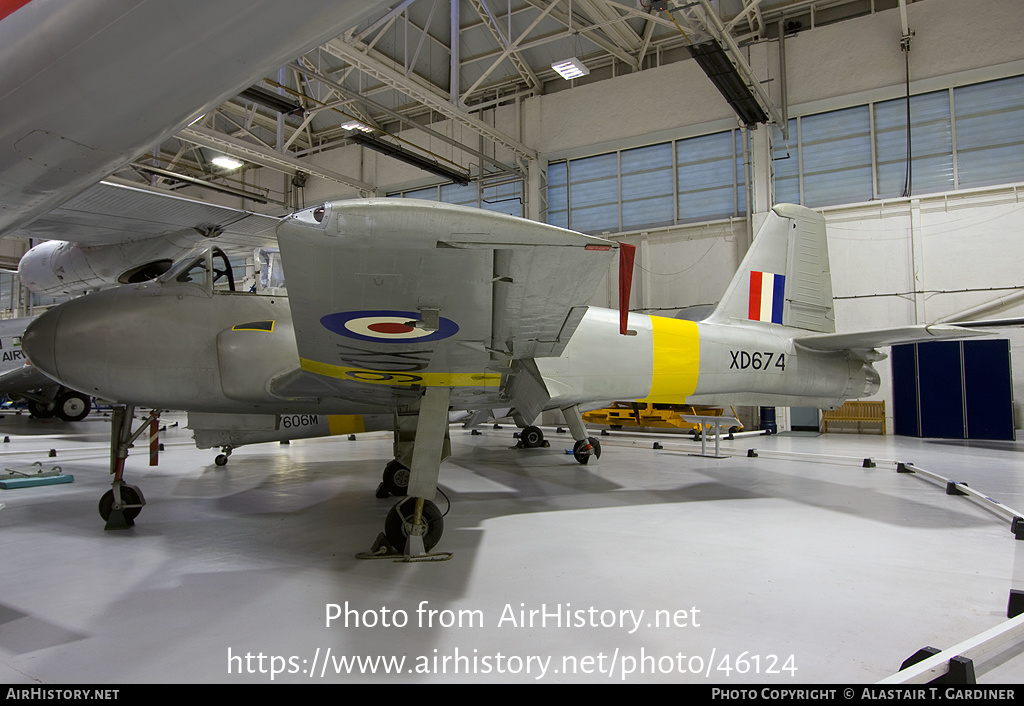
[320,310,460,343]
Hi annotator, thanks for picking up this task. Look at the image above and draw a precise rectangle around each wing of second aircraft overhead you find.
[9,179,282,251]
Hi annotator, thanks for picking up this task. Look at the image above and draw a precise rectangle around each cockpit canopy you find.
[160,246,236,292]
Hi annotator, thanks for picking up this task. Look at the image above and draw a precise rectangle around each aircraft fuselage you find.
[23,280,878,418]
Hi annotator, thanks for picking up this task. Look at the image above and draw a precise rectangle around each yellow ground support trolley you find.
[581,402,742,435]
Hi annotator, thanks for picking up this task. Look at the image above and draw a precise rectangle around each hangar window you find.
[875,90,954,198]
[621,143,674,229]
[769,74,1024,209]
[568,152,619,233]
[954,75,1024,189]
[548,130,745,234]
[800,106,873,207]
[677,131,744,223]
[389,179,524,218]
[772,119,800,205]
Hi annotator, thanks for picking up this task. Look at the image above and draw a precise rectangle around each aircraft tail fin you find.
[708,204,834,333]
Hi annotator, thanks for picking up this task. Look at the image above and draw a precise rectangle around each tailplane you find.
[708,204,834,333]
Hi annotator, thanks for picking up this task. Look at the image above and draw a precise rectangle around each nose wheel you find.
[98,483,145,527]
[99,405,159,529]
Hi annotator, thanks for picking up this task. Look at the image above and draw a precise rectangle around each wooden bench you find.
[822,401,886,435]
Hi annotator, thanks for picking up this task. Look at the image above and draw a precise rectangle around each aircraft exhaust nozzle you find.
[851,361,881,399]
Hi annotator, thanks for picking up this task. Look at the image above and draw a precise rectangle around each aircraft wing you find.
[0,364,54,396]
[9,179,281,251]
[795,324,988,352]
[271,199,617,409]
[0,0,392,238]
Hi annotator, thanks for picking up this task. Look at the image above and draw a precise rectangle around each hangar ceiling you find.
[113,0,923,210]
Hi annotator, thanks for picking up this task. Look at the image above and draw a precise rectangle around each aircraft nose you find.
[22,306,62,380]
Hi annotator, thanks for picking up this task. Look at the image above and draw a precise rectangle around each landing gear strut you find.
[563,404,601,465]
[98,405,156,529]
[361,387,452,561]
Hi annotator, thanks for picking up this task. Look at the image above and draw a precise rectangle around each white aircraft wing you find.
[270,199,618,410]
[10,180,281,251]
[795,324,988,352]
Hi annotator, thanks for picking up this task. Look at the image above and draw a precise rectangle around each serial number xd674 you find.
[729,351,786,371]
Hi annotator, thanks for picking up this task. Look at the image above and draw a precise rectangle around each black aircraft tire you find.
[98,486,143,522]
[56,392,91,422]
[572,437,602,465]
[382,460,410,496]
[385,498,443,553]
[27,400,56,419]
[520,425,544,448]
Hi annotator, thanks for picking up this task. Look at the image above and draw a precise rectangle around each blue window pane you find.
[547,161,569,228]
[404,186,439,201]
[735,129,747,214]
[955,75,1024,188]
[772,120,800,205]
[875,91,953,198]
[677,132,737,222]
[801,106,872,207]
[621,142,674,229]
[570,152,619,233]
[440,182,477,207]
[481,181,523,217]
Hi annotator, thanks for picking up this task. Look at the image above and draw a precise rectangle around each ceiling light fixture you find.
[341,120,375,133]
[211,155,244,170]
[551,57,589,80]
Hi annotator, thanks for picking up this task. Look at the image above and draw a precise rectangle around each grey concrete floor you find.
[1,410,1023,684]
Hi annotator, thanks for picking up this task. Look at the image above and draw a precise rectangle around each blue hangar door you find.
[892,339,1015,441]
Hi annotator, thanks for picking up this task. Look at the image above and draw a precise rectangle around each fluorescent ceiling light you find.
[551,57,589,80]
[342,120,375,133]
[211,155,244,170]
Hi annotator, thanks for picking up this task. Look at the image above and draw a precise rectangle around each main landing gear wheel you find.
[380,460,410,497]
[572,437,602,465]
[56,392,91,422]
[98,485,144,523]
[384,497,443,553]
[519,425,548,448]
[214,446,233,467]
[27,400,55,419]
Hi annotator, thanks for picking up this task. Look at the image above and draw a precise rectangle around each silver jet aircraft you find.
[22,198,986,556]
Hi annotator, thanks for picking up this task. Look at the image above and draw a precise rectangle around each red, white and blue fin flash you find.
[748,271,785,324]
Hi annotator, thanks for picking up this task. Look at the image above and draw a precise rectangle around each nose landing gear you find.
[98,405,159,530]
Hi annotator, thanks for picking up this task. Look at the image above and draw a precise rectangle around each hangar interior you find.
[2,0,1024,685]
